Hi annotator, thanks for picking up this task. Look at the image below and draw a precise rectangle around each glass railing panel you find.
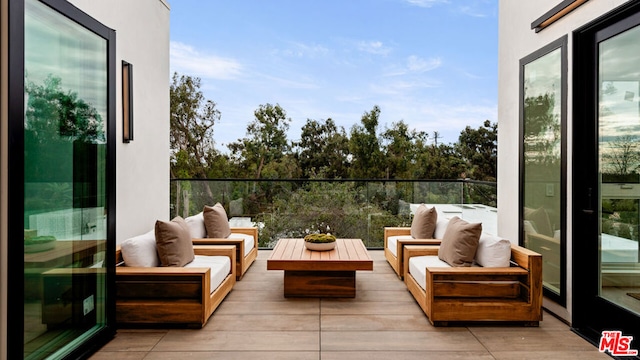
[170,179,497,249]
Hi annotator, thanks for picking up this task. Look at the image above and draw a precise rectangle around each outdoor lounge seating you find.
[192,228,258,280]
[185,206,258,280]
[384,205,449,279]
[115,244,236,328]
[403,242,543,326]
[384,226,441,279]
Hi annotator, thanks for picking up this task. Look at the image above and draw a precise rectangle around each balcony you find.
[91,250,608,358]
[88,178,608,357]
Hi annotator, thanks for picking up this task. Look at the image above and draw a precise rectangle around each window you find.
[519,36,567,303]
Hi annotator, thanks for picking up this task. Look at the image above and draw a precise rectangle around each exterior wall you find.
[0,1,169,358]
[497,0,631,322]
[67,0,171,243]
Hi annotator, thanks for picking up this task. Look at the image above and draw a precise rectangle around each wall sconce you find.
[531,0,589,33]
[122,60,133,142]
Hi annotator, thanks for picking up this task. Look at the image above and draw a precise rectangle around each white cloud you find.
[374,100,496,144]
[370,79,440,96]
[258,74,319,90]
[408,55,442,72]
[384,55,442,76]
[278,42,330,58]
[405,0,449,8]
[405,0,492,18]
[458,5,488,18]
[170,41,242,80]
[358,40,392,55]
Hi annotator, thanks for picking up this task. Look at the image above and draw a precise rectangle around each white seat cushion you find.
[386,235,413,257]
[408,255,450,291]
[228,233,255,257]
[120,229,159,267]
[185,255,231,293]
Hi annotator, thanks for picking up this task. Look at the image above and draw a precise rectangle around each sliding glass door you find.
[597,16,640,319]
[9,0,115,358]
[573,1,640,347]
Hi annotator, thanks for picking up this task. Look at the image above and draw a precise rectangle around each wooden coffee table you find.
[267,238,373,298]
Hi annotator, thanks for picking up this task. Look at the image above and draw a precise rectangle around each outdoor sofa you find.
[184,205,258,280]
[115,217,236,327]
[403,237,543,326]
[384,204,449,279]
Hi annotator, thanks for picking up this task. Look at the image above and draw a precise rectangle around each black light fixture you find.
[122,60,133,142]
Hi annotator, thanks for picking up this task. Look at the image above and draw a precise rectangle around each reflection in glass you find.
[23,0,108,358]
[522,46,563,297]
[598,24,640,316]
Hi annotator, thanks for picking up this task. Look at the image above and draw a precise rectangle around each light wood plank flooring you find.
[89,250,609,359]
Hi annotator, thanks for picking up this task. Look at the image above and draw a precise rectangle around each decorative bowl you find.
[24,236,56,253]
[303,233,337,251]
[304,241,336,251]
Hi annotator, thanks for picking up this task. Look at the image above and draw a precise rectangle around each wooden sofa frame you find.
[115,244,236,328]
[403,244,543,326]
[193,226,258,280]
[384,227,440,279]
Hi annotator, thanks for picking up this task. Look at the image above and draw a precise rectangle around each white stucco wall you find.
[498,0,631,321]
[0,1,169,358]
[68,0,171,243]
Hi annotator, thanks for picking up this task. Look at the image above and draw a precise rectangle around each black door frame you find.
[519,35,568,306]
[7,0,116,358]
[572,0,640,350]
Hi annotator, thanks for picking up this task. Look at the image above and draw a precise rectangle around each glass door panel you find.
[598,23,640,316]
[23,0,108,358]
[521,38,565,301]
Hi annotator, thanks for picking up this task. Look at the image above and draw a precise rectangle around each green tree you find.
[170,72,221,179]
[24,74,105,209]
[256,179,393,247]
[349,105,385,178]
[523,93,560,166]
[25,74,105,144]
[381,120,428,179]
[228,103,292,179]
[456,120,497,181]
[414,143,467,179]
[296,118,350,178]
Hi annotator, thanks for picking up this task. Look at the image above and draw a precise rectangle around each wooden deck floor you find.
[89,250,609,359]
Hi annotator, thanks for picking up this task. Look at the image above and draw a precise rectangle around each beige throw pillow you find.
[203,203,231,238]
[155,216,195,267]
[438,216,482,267]
[411,204,437,239]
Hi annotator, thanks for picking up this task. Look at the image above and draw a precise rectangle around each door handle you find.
[583,187,594,215]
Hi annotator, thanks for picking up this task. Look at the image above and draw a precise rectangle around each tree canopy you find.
[170,72,497,182]
[170,72,222,179]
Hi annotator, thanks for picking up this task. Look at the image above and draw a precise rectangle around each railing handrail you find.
[171,178,497,186]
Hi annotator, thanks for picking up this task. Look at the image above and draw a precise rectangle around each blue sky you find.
[169,0,498,151]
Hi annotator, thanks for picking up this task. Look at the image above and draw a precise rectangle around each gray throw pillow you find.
[438,216,482,267]
[155,216,195,267]
[411,204,438,239]
[203,203,232,238]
